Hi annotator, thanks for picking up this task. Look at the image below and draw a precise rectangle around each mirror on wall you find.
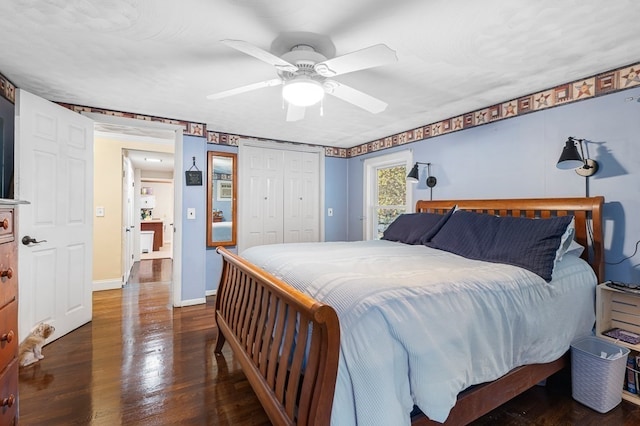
[207,151,237,247]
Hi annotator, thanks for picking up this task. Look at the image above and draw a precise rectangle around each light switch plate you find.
[187,208,196,219]
[96,206,105,217]
[327,208,333,217]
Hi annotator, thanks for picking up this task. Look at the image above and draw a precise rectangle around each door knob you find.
[22,236,47,246]
[0,394,15,407]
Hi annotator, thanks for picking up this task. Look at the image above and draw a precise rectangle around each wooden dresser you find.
[0,206,18,425]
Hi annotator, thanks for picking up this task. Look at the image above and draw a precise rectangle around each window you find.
[363,151,413,240]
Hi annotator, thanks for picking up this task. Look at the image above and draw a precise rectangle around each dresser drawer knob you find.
[0,268,12,279]
[0,330,13,343]
[0,394,15,407]
[1,218,7,230]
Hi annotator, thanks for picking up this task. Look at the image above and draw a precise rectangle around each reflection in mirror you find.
[207,151,237,247]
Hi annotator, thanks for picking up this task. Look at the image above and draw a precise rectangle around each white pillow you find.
[555,217,576,262]
[564,240,585,258]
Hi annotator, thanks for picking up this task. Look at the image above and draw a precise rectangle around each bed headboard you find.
[415,197,605,282]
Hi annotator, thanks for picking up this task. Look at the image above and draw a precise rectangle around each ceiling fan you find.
[207,38,398,121]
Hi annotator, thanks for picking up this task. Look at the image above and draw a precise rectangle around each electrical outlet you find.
[187,208,196,219]
[328,208,333,217]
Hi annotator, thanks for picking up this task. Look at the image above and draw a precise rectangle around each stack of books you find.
[625,350,640,394]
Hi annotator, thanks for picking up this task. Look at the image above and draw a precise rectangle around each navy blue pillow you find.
[408,206,456,245]
[382,208,454,245]
[427,211,573,281]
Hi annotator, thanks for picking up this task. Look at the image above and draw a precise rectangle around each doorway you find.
[126,149,175,263]
[88,113,183,306]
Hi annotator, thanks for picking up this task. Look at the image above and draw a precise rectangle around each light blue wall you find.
[324,156,348,241]
[180,135,207,302]
[347,87,640,283]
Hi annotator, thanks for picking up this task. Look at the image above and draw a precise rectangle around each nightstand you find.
[596,283,640,406]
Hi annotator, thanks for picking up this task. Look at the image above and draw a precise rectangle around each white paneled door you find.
[122,155,135,285]
[238,141,323,253]
[241,145,283,250]
[15,89,94,342]
[283,150,320,243]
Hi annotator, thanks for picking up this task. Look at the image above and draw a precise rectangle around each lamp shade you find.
[556,139,584,170]
[406,163,419,183]
[282,77,325,107]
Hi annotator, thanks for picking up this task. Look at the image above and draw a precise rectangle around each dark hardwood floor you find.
[18,259,640,425]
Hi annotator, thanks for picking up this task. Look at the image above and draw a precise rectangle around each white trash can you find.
[140,230,154,254]
[571,336,630,413]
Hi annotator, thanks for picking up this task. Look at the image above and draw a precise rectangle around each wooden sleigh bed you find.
[214,196,605,426]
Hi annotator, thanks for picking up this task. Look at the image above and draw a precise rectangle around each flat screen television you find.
[0,95,14,200]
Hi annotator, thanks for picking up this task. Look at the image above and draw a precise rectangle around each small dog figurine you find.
[18,323,55,367]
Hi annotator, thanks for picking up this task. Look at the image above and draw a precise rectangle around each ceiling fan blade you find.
[326,81,388,114]
[221,39,298,73]
[207,78,282,100]
[286,104,306,122]
[314,44,397,77]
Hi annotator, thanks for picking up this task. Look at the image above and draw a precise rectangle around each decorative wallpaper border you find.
[204,129,347,158]
[2,61,639,159]
[0,73,16,103]
[57,103,208,137]
[346,62,640,158]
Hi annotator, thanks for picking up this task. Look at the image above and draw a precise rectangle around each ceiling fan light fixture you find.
[282,77,325,107]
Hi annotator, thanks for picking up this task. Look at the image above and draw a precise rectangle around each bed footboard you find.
[214,247,340,426]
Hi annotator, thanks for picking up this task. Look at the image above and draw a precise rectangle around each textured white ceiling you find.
[1,0,639,149]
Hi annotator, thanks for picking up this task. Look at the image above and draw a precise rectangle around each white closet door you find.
[239,140,323,253]
[283,151,320,243]
[283,150,303,242]
[242,145,283,250]
[301,151,321,242]
[263,148,284,244]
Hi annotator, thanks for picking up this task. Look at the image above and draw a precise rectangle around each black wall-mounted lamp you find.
[407,162,437,187]
[556,137,599,177]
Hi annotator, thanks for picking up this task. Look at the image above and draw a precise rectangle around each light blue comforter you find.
[242,240,596,425]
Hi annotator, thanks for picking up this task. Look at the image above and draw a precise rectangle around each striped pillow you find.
[427,211,573,282]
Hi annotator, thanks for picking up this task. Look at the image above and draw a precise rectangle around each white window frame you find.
[363,150,413,240]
